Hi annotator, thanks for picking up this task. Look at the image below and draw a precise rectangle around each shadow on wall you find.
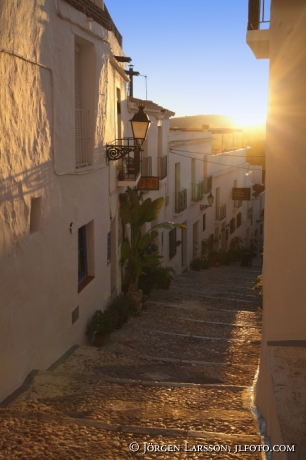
[0,161,54,203]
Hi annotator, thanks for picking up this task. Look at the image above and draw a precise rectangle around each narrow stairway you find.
[0,257,264,459]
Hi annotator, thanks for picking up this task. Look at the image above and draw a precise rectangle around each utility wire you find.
[170,147,266,157]
[169,149,265,172]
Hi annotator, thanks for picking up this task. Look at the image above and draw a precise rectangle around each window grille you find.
[158,155,167,180]
[169,228,177,259]
[141,156,152,176]
[203,214,206,232]
[75,48,90,168]
[78,225,88,283]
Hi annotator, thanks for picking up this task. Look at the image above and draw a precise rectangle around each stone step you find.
[125,313,261,341]
[0,409,264,459]
[112,329,260,366]
[144,301,262,326]
[7,371,259,436]
[148,293,261,312]
[54,346,258,387]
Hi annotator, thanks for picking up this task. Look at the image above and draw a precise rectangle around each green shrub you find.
[190,259,202,271]
[108,294,137,326]
[138,265,175,295]
[200,259,210,269]
[86,308,118,337]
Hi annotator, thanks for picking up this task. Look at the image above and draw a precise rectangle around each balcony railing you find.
[215,203,227,221]
[116,148,141,182]
[202,176,212,194]
[234,199,243,208]
[191,182,204,202]
[75,109,90,168]
[141,156,152,177]
[158,155,167,180]
[247,0,270,30]
[175,189,187,213]
[247,206,253,220]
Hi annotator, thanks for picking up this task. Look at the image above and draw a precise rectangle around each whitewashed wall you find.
[0,0,126,401]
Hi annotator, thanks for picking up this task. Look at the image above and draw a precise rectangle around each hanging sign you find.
[138,176,159,191]
[232,187,251,201]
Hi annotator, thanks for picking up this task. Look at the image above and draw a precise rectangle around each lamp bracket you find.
[200,204,211,211]
[106,138,142,161]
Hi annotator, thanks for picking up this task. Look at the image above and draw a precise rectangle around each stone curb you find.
[108,344,258,368]
[0,409,263,442]
[146,301,261,315]
[181,318,261,329]
[133,328,261,344]
[35,370,249,391]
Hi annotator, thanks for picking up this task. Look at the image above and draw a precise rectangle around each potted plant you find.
[86,308,118,346]
[190,259,202,271]
[200,259,210,270]
[108,294,137,328]
[159,266,175,289]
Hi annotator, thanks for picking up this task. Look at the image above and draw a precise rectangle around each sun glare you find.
[231,112,267,129]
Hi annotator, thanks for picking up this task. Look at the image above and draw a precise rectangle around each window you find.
[78,221,95,292]
[107,231,111,265]
[78,225,88,283]
[158,125,162,157]
[230,217,236,235]
[237,212,242,228]
[29,197,42,234]
[75,44,90,168]
[116,87,121,139]
[169,228,177,259]
[202,213,206,232]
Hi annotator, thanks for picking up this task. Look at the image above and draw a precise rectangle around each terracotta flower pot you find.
[94,334,109,347]
[161,279,171,290]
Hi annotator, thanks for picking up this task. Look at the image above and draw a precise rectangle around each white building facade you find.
[0,0,127,402]
[247,0,306,452]
[165,128,264,274]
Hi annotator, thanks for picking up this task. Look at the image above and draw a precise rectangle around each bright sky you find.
[107,0,269,127]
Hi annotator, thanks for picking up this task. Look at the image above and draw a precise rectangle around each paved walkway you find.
[0,257,263,459]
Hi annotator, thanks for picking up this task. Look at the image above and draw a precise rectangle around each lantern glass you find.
[207,192,214,207]
[130,106,151,144]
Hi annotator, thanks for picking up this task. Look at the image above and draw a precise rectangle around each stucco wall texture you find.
[0,0,126,401]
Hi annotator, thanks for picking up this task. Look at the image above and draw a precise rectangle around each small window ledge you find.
[78,276,95,293]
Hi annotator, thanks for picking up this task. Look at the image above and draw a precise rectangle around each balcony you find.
[141,156,152,177]
[215,203,227,222]
[247,0,270,59]
[175,189,187,213]
[158,155,167,180]
[116,145,141,187]
[191,182,204,202]
[202,176,212,194]
[234,199,243,209]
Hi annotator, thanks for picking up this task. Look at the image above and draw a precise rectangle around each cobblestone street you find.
[0,257,263,459]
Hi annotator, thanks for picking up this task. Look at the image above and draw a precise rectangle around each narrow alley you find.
[0,257,263,459]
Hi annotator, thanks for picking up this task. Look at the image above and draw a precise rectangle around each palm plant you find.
[119,188,186,285]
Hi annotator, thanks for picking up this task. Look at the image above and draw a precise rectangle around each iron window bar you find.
[247,0,270,31]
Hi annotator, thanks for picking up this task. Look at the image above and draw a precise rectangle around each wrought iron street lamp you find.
[200,192,214,211]
[106,105,151,161]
